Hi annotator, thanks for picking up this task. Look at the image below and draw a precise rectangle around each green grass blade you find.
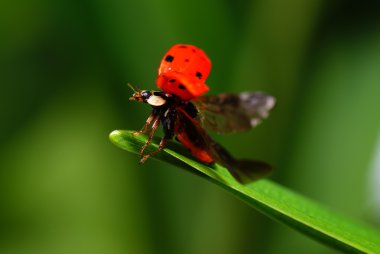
[109,130,380,254]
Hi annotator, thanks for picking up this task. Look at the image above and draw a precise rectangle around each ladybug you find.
[129,44,276,183]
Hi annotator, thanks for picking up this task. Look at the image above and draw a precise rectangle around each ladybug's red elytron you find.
[129,44,276,183]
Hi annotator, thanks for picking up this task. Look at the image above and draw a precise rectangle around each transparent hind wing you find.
[194,92,276,134]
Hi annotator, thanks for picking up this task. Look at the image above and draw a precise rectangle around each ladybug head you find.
[130,90,152,103]
[128,83,149,102]
[128,84,167,107]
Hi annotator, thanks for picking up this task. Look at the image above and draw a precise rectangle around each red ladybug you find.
[129,44,276,183]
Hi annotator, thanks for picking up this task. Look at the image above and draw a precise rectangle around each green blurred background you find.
[1,0,380,253]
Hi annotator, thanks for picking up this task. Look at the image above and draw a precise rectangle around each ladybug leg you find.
[140,135,167,164]
[133,112,156,136]
[139,117,160,159]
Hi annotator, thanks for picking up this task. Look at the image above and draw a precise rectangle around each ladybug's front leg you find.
[133,112,156,136]
[139,117,160,160]
[140,135,167,164]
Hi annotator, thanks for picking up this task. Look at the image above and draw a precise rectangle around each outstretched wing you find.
[193,92,276,134]
[175,108,272,183]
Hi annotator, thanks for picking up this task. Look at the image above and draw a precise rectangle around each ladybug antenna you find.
[128,83,143,101]
[127,83,138,92]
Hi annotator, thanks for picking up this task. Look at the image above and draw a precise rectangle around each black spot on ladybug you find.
[165,55,174,62]
[196,72,202,79]
[184,59,190,62]
[178,84,186,90]
[178,45,187,48]
[169,79,176,83]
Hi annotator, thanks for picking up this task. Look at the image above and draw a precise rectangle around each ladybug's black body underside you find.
[149,92,198,140]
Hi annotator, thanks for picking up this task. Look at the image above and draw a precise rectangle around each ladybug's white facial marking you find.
[147,95,167,106]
